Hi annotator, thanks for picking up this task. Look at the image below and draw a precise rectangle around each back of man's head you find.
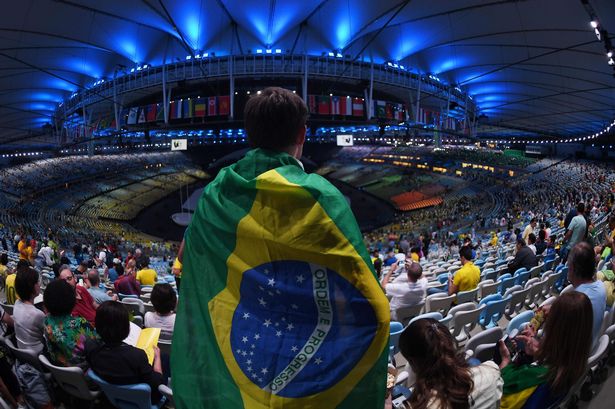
[406,262,423,282]
[459,246,473,262]
[244,87,308,150]
[568,242,595,281]
[516,238,526,247]
[577,202,585,214]
[87,269,100,287]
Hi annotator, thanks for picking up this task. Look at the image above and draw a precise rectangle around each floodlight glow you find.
[256,49,263,54]
[266,49,272,54]
[591,20,598,28]
[328,52,334,57]
[186,55,192,60]
[275,49,282,54]
[595,28,601,40]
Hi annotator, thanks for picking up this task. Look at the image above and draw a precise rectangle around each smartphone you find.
[493,334,518,365]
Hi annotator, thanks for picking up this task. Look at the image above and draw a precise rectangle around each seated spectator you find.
[381,261,427,321]
[568,242,606,347]
[114,260,141,296]
[136,259,158,286]
[535,230,547,255]
[523,218,537,244]
[448,246,480,296]
[106,258,121,283]
[4,265,17,305]
[85,269,117,304]
[507,239,538,275]
[86,301,163,404]
[527,233,537,254]
[43,280,98,368]
[398,318,503,408]
[499,291,592,408]
[409,247,421,262]
[59,265,98,327]
[73,261,88,280]
[145,283,177,334]
[13,267,44,353]
[594,214,615,261]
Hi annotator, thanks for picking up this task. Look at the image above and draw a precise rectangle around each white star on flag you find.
[286,323,294,331]
[296,274,305,284]
[315,357,323,365]
[275,330,282,337]
[291,346,298,352]
[263,319,271,327]
[242,337,248,343]
[261,368,268,375]
[267,278,275,287]
[258,297,267,306]
[254,333,260,340]
[242,312,250,319]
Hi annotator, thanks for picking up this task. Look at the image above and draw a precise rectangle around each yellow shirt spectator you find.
[5,274,18,304]
[453,261,480,293]
[136,268,158,286]
[490,234,498,247]
[172,257,182,279]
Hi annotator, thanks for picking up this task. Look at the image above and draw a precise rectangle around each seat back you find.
[395,302,425,326]
[121,298,145,316]
[478,281,499,300]
[506,310,534,335]
[4,338,43,371]
[524,281,543,309]
[465,327,503,354]
[473,343,498,363]
[484,270,499,282]
[452,304,485,339]
[39,355,99,401]
[88,370,155,409]
[528,265,542,279]
[425,294,455,315]
[456,288,478,304]
[514,271,530,287]
[408,312,443,326]
[118,293,139,301]
[498,276,516,295]
[478,294,509,328]
[588,335,610,369]
[513,267,527,276]
[0,302,13,316]
[505,287,530,317]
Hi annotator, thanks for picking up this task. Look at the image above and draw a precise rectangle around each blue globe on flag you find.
[230,260,378,398]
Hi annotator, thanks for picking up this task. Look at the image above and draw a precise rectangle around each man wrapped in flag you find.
[172,87,389,408]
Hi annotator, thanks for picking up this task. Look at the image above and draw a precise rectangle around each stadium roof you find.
[1,0,614,145]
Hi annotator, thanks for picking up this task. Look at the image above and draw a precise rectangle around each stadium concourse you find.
[1,0,615,408]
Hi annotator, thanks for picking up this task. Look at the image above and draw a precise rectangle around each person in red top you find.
[58,266,98,327]
[114,259,141,296]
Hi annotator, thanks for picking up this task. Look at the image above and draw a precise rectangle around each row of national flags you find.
[308,95,365,117]
[415,108,460,130]
[373,100,406,121]
[125,96,231,125]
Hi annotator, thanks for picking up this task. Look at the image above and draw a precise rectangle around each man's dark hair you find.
[150,283,177,315]
[577,202,585,213]
[0,253,7,266]
[44,280,76,316]
[96,301,130,344]
[15,267,39,301]
[528,233,536,245]
[459,246,473,261]
[16,259,29,270]
[569,242,595,280]
[539,230,546,241]
[531,218,537,224]
[244,87,308,150]
[516,238,526,247]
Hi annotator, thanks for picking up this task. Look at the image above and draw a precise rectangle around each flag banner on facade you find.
[172,149,389,409]
[208,96,218,116]
[194,98,207,117]
[137,107,147,123]
[218,95,231,116]
[317,96,330,114]
[127,107,138,124]
[308,95,317,113]
[183,99,194,118]
[375,100,386,118]
[330,96,341,115]
[340,97,352,116]
[352,98,364,116]
[146,104,157,122]
[156,103,165,121]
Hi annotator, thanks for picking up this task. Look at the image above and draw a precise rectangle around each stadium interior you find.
[1,0,615,408]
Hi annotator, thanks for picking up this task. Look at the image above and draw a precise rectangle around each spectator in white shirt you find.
[144,283,176,334]
[527,233,537,254]
[381,261,428,320]
[37,242,54,267]
[522,218,537,244]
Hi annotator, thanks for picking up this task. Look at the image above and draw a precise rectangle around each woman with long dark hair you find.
[399,318,503,409]
[499,291,593,408]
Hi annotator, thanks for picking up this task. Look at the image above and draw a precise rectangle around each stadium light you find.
[275,49,282,54]
[266,49,272,54]
[256,49,263,54]
[195,54,201,59]
[328,52,334,57]
[186,55,192,60]
[130,68,135,73]
[608,50,613,58]
[595,28,601,40]
[142,64,148,69]
[591,20,598,28]
[203,53,209,57]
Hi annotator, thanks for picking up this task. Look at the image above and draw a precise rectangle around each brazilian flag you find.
[172,148,390,408]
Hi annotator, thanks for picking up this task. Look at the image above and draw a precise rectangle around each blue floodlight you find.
[328,52,335,57]
[195,54,201,59]
[256,49,263,54]
[136,66,142,71]
[336,53,342,58]
[266,49,272,54]
[203,52,209,57]
[186,55,192,60]
[275,49,282,54]
[130,68,135,73]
